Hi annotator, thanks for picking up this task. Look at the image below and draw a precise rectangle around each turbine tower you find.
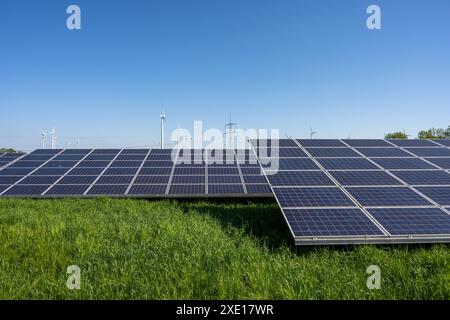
[310,127,317,139]
[224,113,237,149]
[41,131,46,149]
[160,112,166,149]
[50,128,57,149]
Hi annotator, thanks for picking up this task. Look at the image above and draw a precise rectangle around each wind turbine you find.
[41,131,46,149]
[310,127,317,139]
[160,112,166,149]
[50,128,57,149]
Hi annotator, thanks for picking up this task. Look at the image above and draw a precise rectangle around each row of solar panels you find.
[250,139,450,245]
[0,148,272,197]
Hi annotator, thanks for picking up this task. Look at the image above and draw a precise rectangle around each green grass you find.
[0,198,448,299]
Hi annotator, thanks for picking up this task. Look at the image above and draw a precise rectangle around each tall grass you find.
[0,198,448,299]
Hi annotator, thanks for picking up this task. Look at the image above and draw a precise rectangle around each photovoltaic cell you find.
[424,158,450,169]
[208,167,238,175]
[245,184,272,194]
[76,161,110,168]
[388,139,437,147]
[368,208,450,235]
[135,175,170,184]
[57,175,97,185]
[171,175,204,184]
[284,208,383,237]
[390,171,450,185]
[116,154,146,161]
[85,154,116,161]
[169,184,205,195]
[329,171,403,186]
[67,168,104,175]
[346,187,432,207]
[243,175,268,184]
[90,149,121,155]
[32,168,70,175]
[356,148,411,157]
[21,155,54,161]
[128,184,167,195]
[317,158,378,170]
[208,175,241,184]
[103,168,139,175]
[139,167,172,175]
[0,168,34,176]
[18,176,61,185]
[0,176,23,184]
[10,161,45,167]
[256,147,307,158]
[371,158,436,170]
[175,167,205,175]
[306,148,361,158]
[434,140,450,147]
[43,161,78,168]
[297,139,346,147]
[273,187,355,207]
[3,185,51,196]
[87,185,128,195]
[259,158,319,170]
[415,187,450,206]
[109,161,142,168]
[45,184,89,195]
[250,139,299,148]
[341,139,392,147]
[30,149,62,155]
[61,149,91,155]
[53,154,85,161]
[405,148,450,157]
[120,149,149,154]
[208,184,244,194]
[266,171,334,186]
[96,175,134,184]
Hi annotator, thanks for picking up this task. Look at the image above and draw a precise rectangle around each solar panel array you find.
[250,138,450,245]
[0,149,272,198]
[0,152,25,168]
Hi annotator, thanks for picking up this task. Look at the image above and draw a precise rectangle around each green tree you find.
[385,131,408,139]
[417,128,447,139]
[0,148,16,153]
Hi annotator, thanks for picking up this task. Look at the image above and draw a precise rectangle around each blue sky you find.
[1,0,449,151]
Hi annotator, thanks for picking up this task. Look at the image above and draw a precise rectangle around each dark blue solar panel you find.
[297,139,346,147]
[85,154,116,161]
[61,149,91,154]
[128,184,167,195]
[96,175,134,184]
[18,176,61,185]
[120,149,149,154]
[0,185,11,193]
[391,171,450,185]
[149,149,176,155]
[346,187,432,206]
[208,184,244,194]
[284,208,383,237]
[388,139,437,147]
[169,184,205,195]
[424,158,450,169]
[45,184,89,195]
[174,167,205,175]
[146,154,174,161]
[273,187,355,207]
[30,149,63,155]
[209,175,241,184]
[240,167,263,175]
[3,185,50,195]
[170,175,204,184]
[266,171,334,186]
[405,148,450,157]
[243,175,268,184]
[368,208,450,235]
[330,171,403,186]
[53,154,85,161]
[76,161,110,168]
[109,161,142,168]
[356,148,411,157]
[9,161,45,168]
[58,175,97,184]
[43,161,78,168]
[139,167,172,175]
[103,167,139,175]
[208,167,238,175]
[317,158,378,170]
[0,176,23,184]
[32,168,70,175]
[416,187,450,206]
[256,147,307,158]
[116,154,146,161]
[135,175,170,184]
[306,148,361,158]
[2,153,25,158]
[91,149,121,155]
[245,184,273,194]
[341,139,392,147]
[434,140,450,147]
[250,139,299,148]
[87,184,128,195]
[260,158,319,170]
[371,158,436,170]
[0,168,34,175]
[67,168,104,175]
[21,155,54,161]
[142,160,174,167]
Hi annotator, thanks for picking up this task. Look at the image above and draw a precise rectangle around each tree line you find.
[385,126,450,140]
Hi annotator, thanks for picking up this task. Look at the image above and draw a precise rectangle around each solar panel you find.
[250,139,299,148]
[96,175,134,184]
[245,184,272,194]
[388,139,437,147]
[32,168,70,175]
[371,158,436,170]
[18,176,60,185]
[297,139,346,147]
[53,154,85,161]
[169,184,205,195]
[57,175,97,184]
[405,148,450,157]
[434,140,450,147]
[356,148,411,157]
[256,147,307,158]
[128,184,167,195]
[273,187,355,208]
[415,186,450,206]
[209,175,242,184]
[67,168,104,175]
[135,175,171,184]
[21,154,54,161]
[0,168,34,176]
[208,184,244,194]
[266,171,335,186]
[4,185,51,196]
[284,208,384,237]
[43,161,78,168]
[85,154,116,161]
[329,171,402,186]
[90,149,121,155]
[87,184,128,195]
[367,208,450,235]
[390,170,450,186]
[76,161,110,168]
[103,168,139,175]
[0,176,23,184]
[306,148,361,158]
[139,167,172,175]
[342,139,392,147]
[171,175,204,184]
[317,158,378,170]
[109,161,142,168]
[346,187,432,207]
[259,158,319,170]
[243,175,268,184]
[424,158,450,169]
[45,184,89,195]
[120,149,149,154]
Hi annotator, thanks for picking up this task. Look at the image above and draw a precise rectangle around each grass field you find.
[0,198,448,299]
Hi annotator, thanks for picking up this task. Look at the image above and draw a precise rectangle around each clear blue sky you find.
[1,0,449,151]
